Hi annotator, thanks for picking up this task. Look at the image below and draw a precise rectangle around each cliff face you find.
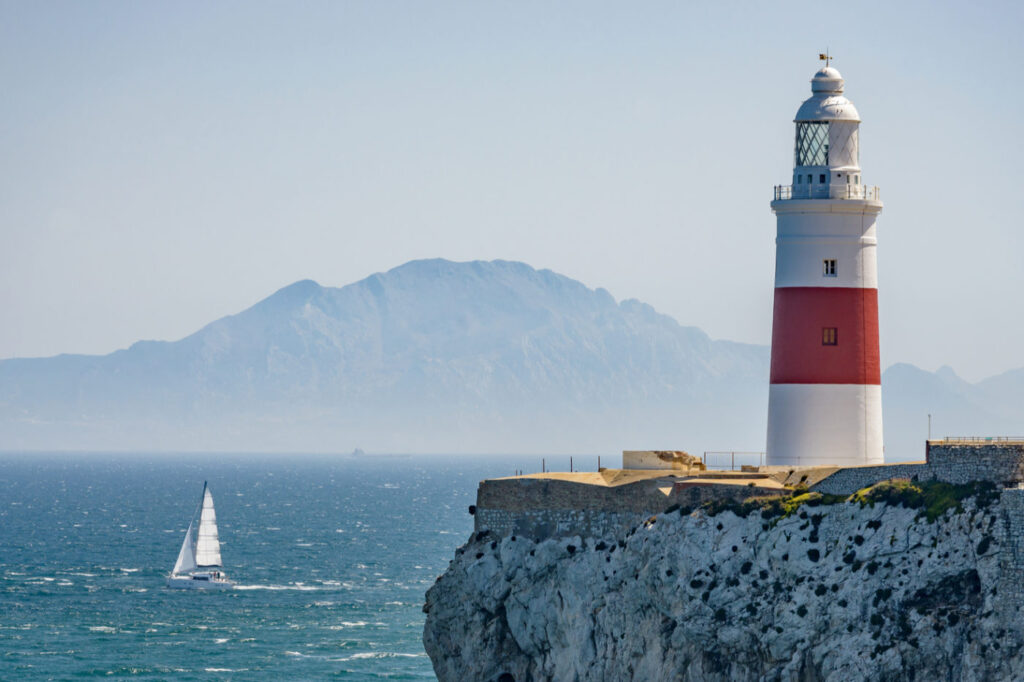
[424,490,1024,681]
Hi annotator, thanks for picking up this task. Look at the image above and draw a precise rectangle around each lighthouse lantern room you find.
[766,60,884,467]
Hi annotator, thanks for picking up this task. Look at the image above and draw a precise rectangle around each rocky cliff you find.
[423,483,1024,681]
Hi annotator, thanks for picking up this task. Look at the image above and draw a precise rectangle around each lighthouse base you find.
[766,383,883,467]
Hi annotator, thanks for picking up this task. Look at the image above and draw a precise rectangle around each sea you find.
[0,452,598,680]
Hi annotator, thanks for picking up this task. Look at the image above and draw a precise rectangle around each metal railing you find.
[935,436,1024,444]
[774,184,880,201]
[702,451,766,471]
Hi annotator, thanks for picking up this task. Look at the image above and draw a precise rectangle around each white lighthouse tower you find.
[766,61,884,467]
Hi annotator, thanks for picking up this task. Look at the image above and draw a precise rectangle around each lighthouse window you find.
[823,259,837,277]
[819,174,826,183]
[822,328,838,346]
[795,121,829,166]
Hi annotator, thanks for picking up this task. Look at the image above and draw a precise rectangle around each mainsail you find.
[172,521,197,575]
[194,482,223,568]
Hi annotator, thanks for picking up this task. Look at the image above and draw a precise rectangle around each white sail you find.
[172,521,197,575]
[194,483,223,567]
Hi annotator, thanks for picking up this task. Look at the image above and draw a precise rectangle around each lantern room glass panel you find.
[795,121,829,167]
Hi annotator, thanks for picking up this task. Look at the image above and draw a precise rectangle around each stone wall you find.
[928,443,1024,485]
[475,443,1024,541]
[475,508,650,541]
[808,443,1024,495]
[810,463,933,495]
[474,476,785,539]
[998,487,1024,607]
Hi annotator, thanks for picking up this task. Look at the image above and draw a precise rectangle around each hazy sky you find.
[1,1,1021,381]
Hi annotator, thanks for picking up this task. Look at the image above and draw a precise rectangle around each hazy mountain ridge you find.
[0,259,1019,455]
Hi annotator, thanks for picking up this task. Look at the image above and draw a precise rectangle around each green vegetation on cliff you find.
[677,479,999,524]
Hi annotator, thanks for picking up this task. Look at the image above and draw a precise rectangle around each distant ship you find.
[347,448,412,459]
[166,481,234,590]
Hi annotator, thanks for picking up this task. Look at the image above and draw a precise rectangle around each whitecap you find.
[342,652,426,661]
[89,626,117,633]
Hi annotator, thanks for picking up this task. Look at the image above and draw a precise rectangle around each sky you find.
[1,1,1021,382]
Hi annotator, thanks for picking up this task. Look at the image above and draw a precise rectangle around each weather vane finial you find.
[818,50,833,68]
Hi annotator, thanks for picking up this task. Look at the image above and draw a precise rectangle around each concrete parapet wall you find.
[622,450,704,471]
[477,477,671,514]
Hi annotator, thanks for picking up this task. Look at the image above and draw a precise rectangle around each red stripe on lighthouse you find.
[769,287,880,385]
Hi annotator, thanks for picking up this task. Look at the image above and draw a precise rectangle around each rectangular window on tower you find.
[822,328,838,346]
[823,259,837,277]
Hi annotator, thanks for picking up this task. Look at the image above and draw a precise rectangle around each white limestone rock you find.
[424,492,1024,681]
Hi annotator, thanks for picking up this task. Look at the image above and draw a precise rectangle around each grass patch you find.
[851,479,998,522]
[678,478,997,525]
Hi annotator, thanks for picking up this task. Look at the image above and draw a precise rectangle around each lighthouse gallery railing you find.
[774,184,880,201]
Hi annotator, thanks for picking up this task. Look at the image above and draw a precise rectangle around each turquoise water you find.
[0,452,580,680]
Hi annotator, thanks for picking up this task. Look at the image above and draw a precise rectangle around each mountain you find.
[0,258,1019,456]
[881,363,1024,460]
[0,259,769,454]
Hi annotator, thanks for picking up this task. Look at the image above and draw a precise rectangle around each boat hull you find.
[166,574,234,590]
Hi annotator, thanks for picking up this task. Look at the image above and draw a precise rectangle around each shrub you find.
[852,480,998,523]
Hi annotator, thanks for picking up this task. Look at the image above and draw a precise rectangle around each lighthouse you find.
[766,61,883,467]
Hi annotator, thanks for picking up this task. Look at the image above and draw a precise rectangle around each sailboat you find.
[167,481,234,590]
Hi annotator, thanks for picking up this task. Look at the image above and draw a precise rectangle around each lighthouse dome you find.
[811,66,844,93]
[795,67,860,122]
